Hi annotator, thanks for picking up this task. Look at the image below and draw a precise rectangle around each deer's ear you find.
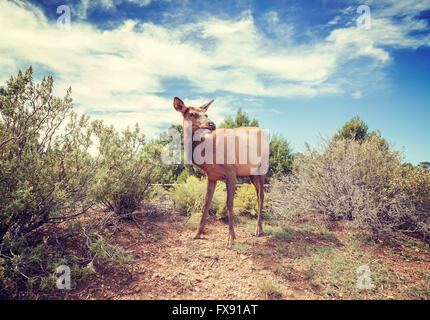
[199,99,214,112]
[173,97,188,113]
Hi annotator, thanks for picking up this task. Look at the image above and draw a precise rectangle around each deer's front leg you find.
[226,175,237,245]
[255,181,264,237]
[193,179,217,239]
[250,174,264,237]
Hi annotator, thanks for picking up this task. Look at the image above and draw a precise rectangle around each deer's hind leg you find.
[250,174,266,236]
[193,179,217,239]
[226,174,237,245]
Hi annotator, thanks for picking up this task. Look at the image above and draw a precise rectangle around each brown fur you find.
[173,97,269,244]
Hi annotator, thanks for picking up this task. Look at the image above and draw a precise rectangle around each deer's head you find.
[173,97,216,132]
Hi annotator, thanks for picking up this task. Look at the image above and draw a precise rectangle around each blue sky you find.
[1,0,429,164]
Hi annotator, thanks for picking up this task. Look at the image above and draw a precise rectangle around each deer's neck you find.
[183,122,214,166]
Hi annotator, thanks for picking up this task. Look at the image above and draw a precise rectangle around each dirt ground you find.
[56,207,430,300]
[71,214,305,299]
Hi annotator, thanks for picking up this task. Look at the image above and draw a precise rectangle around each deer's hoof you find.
[227,235,236,246]
[192,235,201,240]
[255,228,263,237]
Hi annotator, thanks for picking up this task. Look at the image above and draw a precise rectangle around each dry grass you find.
[26,208,430,300]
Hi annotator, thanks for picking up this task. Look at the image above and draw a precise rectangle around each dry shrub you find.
[91,122,164,217]
[170,176,227,219]
[170,178,260,219]
[234,183,258,216]
[270,136,430,238]
[0,68,132,297]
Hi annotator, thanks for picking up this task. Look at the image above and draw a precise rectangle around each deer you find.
[173,97,269,244]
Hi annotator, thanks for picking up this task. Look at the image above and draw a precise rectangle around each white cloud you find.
[76,0,152,18]
[0,0,429,136]
[264,11,279,24]
[352,91,363,99]
[328,16,341,25]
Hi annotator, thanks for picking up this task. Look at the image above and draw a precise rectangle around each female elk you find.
[173,97,269,244]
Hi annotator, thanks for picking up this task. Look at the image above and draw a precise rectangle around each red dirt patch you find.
[47,210,430,300]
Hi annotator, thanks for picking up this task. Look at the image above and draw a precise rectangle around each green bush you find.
[0,67,131,298]
[0,66,96,241]
[175,165,205,183]
[234,183,258,216]
[268,133,294,178]
[91,121,164,217]
[270,136,430,238]
[0,220,132,298]
[170,178,261,219]
[170,176,227,219]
